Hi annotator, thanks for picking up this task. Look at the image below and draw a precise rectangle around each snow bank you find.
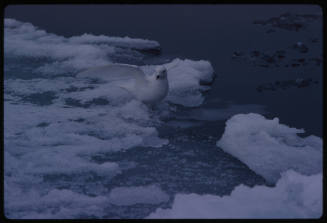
[147,170,322,219]
[216,113,322,183]
[108,185,169,206]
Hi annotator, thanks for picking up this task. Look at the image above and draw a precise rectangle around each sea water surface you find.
[4,5,323,219]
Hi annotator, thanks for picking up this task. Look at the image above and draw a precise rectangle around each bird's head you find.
[153,66,167,81]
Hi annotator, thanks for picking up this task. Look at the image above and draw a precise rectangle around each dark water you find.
[5,4,323,136]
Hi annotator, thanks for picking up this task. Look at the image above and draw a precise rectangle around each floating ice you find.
[147,170,322,219]
[108,185,169,206]
[4,99,169,218]
[5,185,110,219]
[4,18,215,219]
[216,113,322,183]
[4,18,160,75]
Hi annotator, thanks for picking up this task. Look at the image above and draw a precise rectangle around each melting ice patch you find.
[4,18,215,219]
[216,113,322,184]
[147,170,322,219]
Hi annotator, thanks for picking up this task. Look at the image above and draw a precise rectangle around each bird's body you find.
[77,64,169,104]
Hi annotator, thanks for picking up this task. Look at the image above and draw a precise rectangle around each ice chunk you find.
[147,170,322,218]
[108,185,169,206]
[216,113,322,183]
[141,58,215,107]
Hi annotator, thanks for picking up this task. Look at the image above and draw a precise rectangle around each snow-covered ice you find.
[4,18,215,219]
[4,18,160,75]
[5,17,320,220]
[162,58,214,107]
[147,113,322,219]
[147,170,322,219]
[216,113,322,183]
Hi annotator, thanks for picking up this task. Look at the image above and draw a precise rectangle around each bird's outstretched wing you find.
[77,64,146,84]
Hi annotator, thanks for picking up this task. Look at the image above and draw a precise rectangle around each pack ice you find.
[216,113,322,184]
[147,113,322,219]
[4,18,215,219]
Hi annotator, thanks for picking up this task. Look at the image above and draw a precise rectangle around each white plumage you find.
[77,64,169,104]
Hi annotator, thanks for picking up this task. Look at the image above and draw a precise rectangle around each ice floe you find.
[4,18,215,219]
[216,113,322,183]
[147,113,322,218]
[147,170,322,218]
[4,18,160,75]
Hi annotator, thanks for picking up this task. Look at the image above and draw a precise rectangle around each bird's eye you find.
[156,75,160,80]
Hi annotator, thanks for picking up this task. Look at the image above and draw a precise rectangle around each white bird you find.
[77,64,169,104]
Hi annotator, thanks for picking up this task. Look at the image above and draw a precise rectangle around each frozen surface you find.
[4,18,159,76]
[216,113,322,183]
[4,10,322,219]
[5,186,111,219]
[108,185,169,206]
[4,18,216,219]
[147,170,322,219]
